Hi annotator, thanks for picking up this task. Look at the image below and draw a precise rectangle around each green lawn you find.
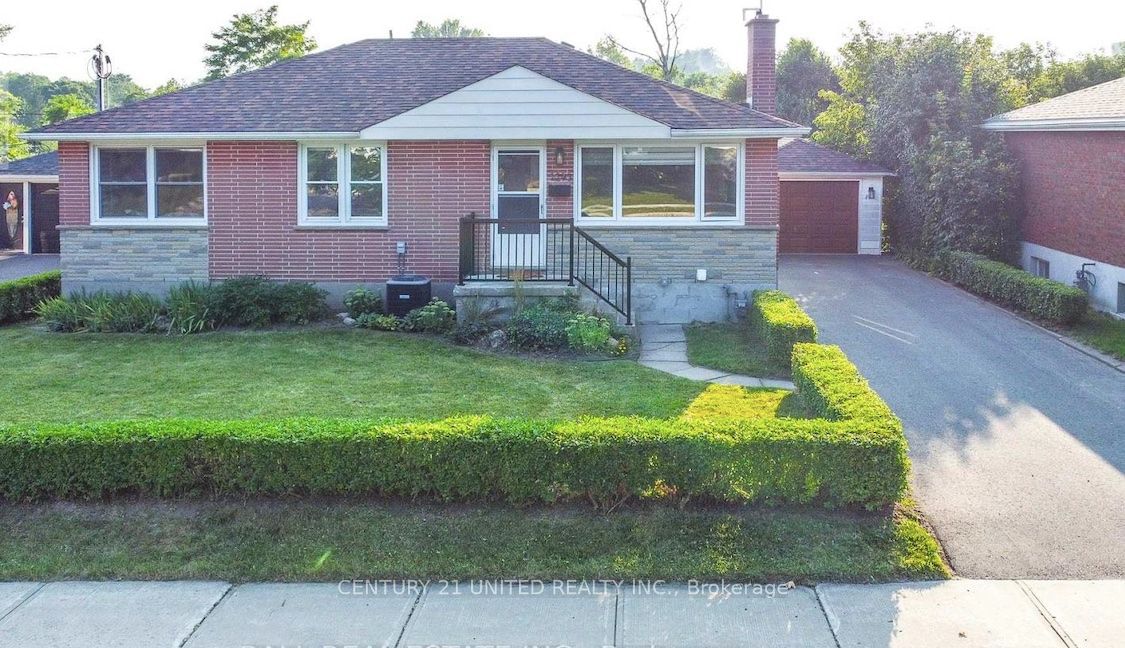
[0,325,704,422]
[1069,311,1125,360]
[0,500,948,583]
[684,322,786,378]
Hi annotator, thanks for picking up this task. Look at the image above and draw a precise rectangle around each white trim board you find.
[981,117,1125,132]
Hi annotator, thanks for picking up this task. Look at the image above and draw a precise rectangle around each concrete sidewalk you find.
[0,579,1121,647]
[637,324,795,389]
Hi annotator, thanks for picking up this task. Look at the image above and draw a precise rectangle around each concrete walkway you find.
[0,579,1120,647]
[638,323,795,389]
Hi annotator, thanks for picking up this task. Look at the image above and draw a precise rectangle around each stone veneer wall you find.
[579,226,777,323]
[59,227,209,295]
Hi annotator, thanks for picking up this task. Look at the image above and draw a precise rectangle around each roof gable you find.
[361,66,669,140]
[29,38,805,139]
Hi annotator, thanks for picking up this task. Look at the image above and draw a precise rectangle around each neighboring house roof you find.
[26,38,805,140]
[982,76,1125,132]
[777,139,892,176]
[0,151,59,179]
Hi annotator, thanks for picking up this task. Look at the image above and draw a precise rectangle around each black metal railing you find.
[458,213,632,323]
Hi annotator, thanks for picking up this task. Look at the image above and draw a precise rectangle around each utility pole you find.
[89,44,112,111]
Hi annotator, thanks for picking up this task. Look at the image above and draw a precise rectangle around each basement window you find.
[94,146,205,224]
[299,144,387,227]
[1031,257,1050,279]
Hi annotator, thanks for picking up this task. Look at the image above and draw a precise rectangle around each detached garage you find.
[0,151,61,255]
[777,139,892,254]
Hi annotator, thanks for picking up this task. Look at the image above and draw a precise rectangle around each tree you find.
[1,89,30,162]
[203,6,316,80]
[41,93,95,125]
[151,79,184,96]
[1027,51,1125,101]
[606,0,682,80]
[411,19,485,38]
[776,39,840,127]
[591,36,634,69]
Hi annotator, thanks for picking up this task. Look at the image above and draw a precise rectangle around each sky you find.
[1,0,1123,88]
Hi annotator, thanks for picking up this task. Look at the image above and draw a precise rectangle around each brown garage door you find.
[779,181,858,253]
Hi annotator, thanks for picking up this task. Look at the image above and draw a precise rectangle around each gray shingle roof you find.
[0,151,58,177]
[30,38,801,136]
[983,76,1125,130]
[777,139,891,175]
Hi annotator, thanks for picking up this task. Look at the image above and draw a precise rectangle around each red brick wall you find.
[207,140,491,282]
[545,140,574,219]
[58,142,90,226]
[746,138,779,227]
[1006,131,1125,267]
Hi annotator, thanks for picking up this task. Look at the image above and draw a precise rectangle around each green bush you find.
[403,299,456,334]
[750,290,818,367]
[357,313,401,331]
[343,287,383,319]
[166,281,219,334]
[566,313,612,353]
[0,270,60,323]
[933,250,1087,325]
[212,276,328,328]
[506,300,575,349]
[35,291,163,333]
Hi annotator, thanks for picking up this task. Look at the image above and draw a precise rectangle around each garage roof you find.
[982,77,1125,131]
[778,139,892,176]
[0,151,59,180]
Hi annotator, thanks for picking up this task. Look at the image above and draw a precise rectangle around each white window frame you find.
[90,143,207,226]
[1031,256,1050,279]
[298,143,388,227]
[573,141,744,226]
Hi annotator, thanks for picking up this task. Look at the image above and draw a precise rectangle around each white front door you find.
[491,147,546,271]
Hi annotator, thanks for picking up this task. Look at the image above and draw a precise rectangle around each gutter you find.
[981,117,1125,132]
[671,127,811,138]
[21,131,360,142]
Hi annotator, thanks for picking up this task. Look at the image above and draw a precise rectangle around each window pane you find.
[99,149,146,182]
[99,184,148,218]
[157,185,204,218]
[306,148,338,182]
[155,149,203,183]
[350,147,382,182]
[351,183,383,219]
[497,152,539,192]
[579,147,613,218]
[306,183,339,218]
[704,146,738,219]
[621,147,695,218]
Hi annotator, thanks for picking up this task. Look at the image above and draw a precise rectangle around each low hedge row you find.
[933,250,1087,325]
[0,343,908,509]
[0,270,60,323]
[750,290,818,367]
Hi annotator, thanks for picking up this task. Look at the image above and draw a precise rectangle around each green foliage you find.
[402,299,456,334]
[0,271,60,323]
[506,300,574,350]
[776,38,841,127]
[40,93,94,125]
[35,291,163,333]
[750,290,818,368]
[811,90,869,157]
[166,281,219,334]
[565,313,613,353]
[342,287,382,318]
[203,5,317,80]
[211,276,328,327]
[150,79,183,97]
[0,88,30,161]
[932,250,1088,325]
[411,18,486,38]
[356,313,401,331]
[791,344,897,424]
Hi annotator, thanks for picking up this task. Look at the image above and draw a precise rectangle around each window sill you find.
[76,221,208,230]
[295,224,390,231]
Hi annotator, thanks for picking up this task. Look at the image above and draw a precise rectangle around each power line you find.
[0,48,94,57]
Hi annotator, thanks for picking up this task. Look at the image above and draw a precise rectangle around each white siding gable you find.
[359,66,671,140]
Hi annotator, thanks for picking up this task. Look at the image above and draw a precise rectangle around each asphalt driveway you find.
[780,254,1125,579]
[0,253,59,281]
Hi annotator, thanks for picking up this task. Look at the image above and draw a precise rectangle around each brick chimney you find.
[745,11,779,114]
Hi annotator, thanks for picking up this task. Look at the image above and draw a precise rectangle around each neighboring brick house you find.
[983,77,1125,316]
[25,12,810,323]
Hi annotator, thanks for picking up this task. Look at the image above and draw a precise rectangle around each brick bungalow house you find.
[983,76,1125,316]
[24,13,822,323]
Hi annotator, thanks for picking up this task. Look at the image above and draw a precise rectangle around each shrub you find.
[750,290,818,367]
[565,313,612,353]
[933,250,1087,325]
[166,281,219,334]
[343,287,383,319]
[506,300,576,349]
[35,290,163,333]
[212,276,328,328]
[357,313,401,331]
[402,299,455,334]
[0,270,60,323]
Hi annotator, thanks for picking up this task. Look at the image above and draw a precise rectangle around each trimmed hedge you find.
[0,270,61,324]
[750,290,818,367]
[0,343,908,509]
[933,250,1087,325]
